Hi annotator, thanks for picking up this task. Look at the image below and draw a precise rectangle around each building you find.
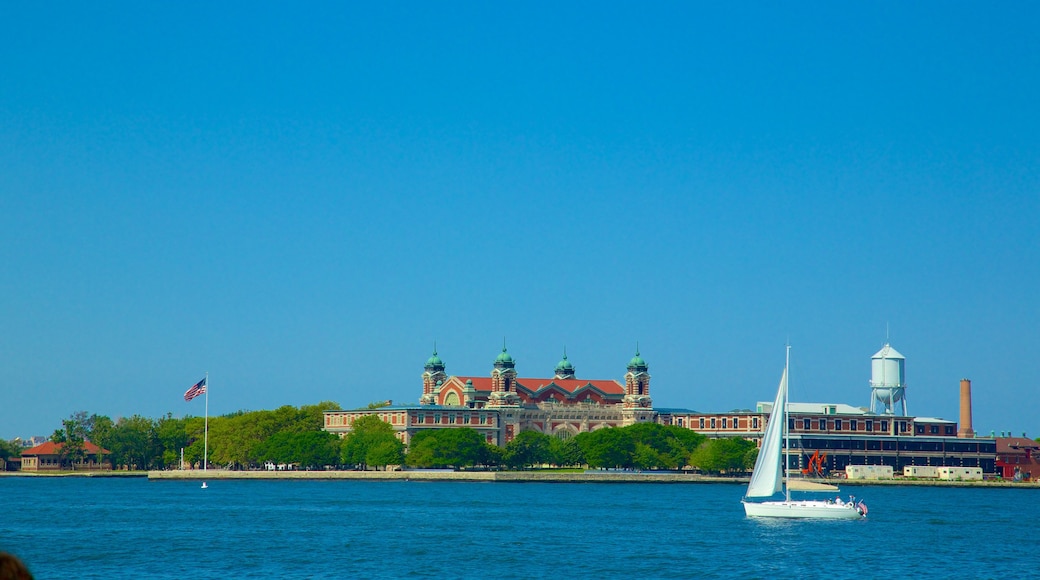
[995,436,1040,480]
[20,441,112,472]
[324,342,999,474]
[325,347,655,446]
[663,405,996,474]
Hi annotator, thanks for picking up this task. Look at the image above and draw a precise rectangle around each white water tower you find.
[869,343,907,415]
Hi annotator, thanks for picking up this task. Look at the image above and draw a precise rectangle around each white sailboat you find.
[742,347,866,519]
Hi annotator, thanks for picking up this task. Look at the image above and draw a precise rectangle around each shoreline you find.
[4,470,1037,488]
[144,470,1038,487]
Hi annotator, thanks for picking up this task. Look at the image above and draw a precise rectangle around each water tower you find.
[869,343,907,415]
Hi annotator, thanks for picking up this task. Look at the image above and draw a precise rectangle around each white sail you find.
[745,366,786,498]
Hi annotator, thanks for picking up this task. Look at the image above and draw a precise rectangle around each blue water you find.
[0,478,1033,579]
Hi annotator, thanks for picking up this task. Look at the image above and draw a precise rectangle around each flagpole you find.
[204,371,209,472]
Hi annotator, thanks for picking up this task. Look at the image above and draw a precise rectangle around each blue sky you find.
[2,3,1037,440]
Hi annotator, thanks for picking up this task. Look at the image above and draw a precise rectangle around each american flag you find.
[184,378,207,402]
[857,501,868,515]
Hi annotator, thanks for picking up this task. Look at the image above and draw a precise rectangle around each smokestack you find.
[957,378,974,438]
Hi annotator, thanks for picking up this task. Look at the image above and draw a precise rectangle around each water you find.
[1,477,1034,578]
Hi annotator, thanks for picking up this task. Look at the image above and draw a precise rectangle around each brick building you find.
[325,347,655,446]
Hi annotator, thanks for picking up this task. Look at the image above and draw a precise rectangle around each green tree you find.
[575,427,634,469]
[87,414,115,467]
[108,415,160,470]
[258,431,342,469]
[156,413,189,469]
[503,430,552,469]
[52,413,89,469]
[690,437,757,473]
[365,438,405,469]
[341,415,400,470]
[547,436,583,467]
[0,439,21,466]
[405,428,488,469]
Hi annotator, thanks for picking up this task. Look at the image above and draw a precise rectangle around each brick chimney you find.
[957,378,974,438]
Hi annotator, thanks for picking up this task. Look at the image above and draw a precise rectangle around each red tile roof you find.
[996,437,1040,454]
[450,376,625,396]
[518,378,626,396]
[22,441,111,456]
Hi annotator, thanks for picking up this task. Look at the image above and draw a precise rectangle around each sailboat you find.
[742,347,866,519]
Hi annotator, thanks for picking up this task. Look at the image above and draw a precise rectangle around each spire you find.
[554,347,575,379]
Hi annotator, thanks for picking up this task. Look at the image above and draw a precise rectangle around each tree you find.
[0,439,21,465]
[365,438,404,469]
[52,413,89,469]
[547,436,583,467]
[258,431,342,469]
[690,437,757,473]
[87,414,115,468]
[405,428,488,469]
[575,427,634,469]
[156,413,189,469]
[108,415,159,470]
[503,430,551,469]
[341,415,400,470]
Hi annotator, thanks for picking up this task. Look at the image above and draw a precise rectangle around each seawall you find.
[145,470,1039,487]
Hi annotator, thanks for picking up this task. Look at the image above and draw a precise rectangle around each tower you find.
[490,344,517,393]
[623,347,654,424]
[554,349,575,380]
[958,379,974,438]
[869,343,907,415]
[488,343,521,444]
[420,347,446,405]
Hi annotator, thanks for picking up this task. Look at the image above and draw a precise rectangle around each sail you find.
[745,366,787,498]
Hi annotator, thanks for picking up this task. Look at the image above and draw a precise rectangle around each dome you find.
[556,353,574,371]
[425,348,444,369]
[628,351,647,368]
[495,347,514,364]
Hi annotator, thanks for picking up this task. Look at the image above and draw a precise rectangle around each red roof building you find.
[326,346,655,446]
[995,437,1040,480]
[20,441,112,472]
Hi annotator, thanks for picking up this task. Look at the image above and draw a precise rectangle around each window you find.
[930,425,939,435]
[722,418,728,429]
[850,420,857,432]
[752,417,759,429]
[677,418,684,428]
[479,414,487,425]
[699,418,705,429]
[866,420,873,432]
[819,419,827,430]
[881,420,889,432]
[449,414,457,424]
[945,426,955,435]
[711,418,717,429]
[434,414,441,424]
[900,421,908,433]
[834,419,843,431]
[803,418,811,430]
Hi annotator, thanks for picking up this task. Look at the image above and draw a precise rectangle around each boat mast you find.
[784,344,791,502]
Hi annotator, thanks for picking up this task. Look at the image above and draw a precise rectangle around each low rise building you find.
[995,436,1040,480]
[324,342,999,474]
[20,441,112,472]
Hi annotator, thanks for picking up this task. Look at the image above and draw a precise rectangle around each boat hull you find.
[742,499,864,519]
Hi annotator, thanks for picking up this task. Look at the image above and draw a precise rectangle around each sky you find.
[2,2,1038,441]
